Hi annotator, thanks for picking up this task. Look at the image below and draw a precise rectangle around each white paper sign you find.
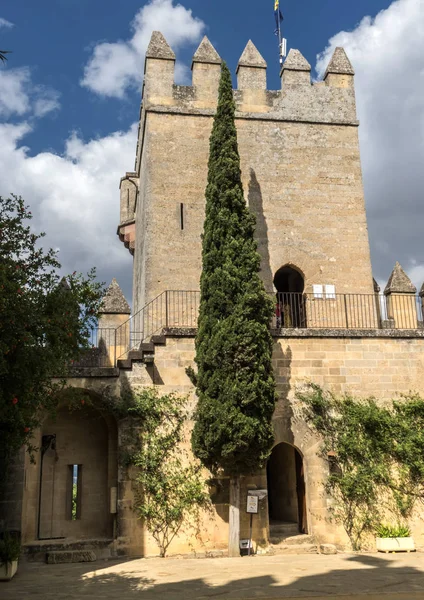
[246,495,259,514]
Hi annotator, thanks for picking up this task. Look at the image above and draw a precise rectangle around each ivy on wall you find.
[66,386,210,558]
[297,384,424,550]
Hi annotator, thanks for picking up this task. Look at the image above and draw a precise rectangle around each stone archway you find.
[273,265,306,328]
[267,442,308,536]
[22,396,118,545]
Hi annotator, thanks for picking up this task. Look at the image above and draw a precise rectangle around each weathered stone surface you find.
[373,278,381,293]
[420,282,424,297]
[271,543,318,555]
[320,543,338,555]
[46,550,96,564]
[146,31,175,60]
[237,40,267,69]
[100,278,131,314]
[384,262,417,294]
[282,48,311,71]
[325,47,355,76]
[192,36,221,65]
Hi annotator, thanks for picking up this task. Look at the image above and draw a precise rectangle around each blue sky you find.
[0,0,423,301]
[2,0,393,155]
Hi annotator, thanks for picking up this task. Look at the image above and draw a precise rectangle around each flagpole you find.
[278,4,282,65]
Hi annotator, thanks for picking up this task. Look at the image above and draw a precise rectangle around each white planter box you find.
[376,537,415,553]
[0,560,18,581]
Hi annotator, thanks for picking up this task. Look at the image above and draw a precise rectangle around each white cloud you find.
[0,17,13,29]
[316,0,424,287]
[0,67,60,118]
[81,0,205,98]
[0,122,136,297]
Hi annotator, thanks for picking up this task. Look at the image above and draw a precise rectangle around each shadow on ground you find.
[3,553,424,599]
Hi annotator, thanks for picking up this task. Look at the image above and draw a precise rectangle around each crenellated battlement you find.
[141,32,357,125]
[122,30,372,316]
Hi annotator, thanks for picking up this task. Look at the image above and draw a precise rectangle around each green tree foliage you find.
[298,384,424,550]
[125,388,210,558]
[0,195,103,476]
[190,62,276,477]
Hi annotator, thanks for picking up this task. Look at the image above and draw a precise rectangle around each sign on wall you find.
[246,495,259,514]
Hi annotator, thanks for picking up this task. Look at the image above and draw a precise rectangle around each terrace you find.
[73,289,424,369]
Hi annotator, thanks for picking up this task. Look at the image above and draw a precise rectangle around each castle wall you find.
[133,111,373,308]
[129,44,374,311]
[118,332,424,555]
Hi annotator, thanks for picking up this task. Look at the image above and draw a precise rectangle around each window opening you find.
[180,203,184,230]
[68,464,82,520]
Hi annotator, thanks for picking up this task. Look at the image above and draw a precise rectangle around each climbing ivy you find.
[126,388,210,557]
[297,384,424,550]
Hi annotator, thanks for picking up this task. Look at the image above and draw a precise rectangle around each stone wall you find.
[126,34,374,313]
[123,332,424,554]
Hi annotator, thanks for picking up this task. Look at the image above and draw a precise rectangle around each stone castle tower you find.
[4,31,424,562]
[118,32,374,314]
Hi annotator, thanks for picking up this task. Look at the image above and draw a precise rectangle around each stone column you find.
[384,262,417,329]
[98,279,131,366]
[280,49,311,87]
[324,47,355,89]
[191,36,222,108]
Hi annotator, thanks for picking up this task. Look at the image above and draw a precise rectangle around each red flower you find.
[81,399,85,406]
[12,397,18,405]
[24,427,30,433]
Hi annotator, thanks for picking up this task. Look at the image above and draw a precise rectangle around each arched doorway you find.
[37,403,117,541]
[273,265,306,328]
[267,443,307,535]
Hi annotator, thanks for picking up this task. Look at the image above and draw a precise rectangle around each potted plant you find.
[0,533,21,581]
[375,523,415,553]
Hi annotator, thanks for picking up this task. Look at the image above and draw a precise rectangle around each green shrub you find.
[0,533,21,566]
[375,523,411,538]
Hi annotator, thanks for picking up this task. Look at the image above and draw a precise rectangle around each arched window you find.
[273,265,306,328]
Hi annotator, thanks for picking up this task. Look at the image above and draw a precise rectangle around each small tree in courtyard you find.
[0,194,103,486]
[189,63,276,556]
[127,388,210,558]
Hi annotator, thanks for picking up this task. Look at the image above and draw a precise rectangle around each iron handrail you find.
[71,291,424,368]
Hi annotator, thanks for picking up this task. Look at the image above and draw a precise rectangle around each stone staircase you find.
[117,335,166,370]
[23,538,115,563]
[268,521,319,555]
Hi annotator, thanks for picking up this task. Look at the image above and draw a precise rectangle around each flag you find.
[274,0,284,35]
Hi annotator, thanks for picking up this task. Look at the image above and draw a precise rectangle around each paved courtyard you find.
[3,552,424,599]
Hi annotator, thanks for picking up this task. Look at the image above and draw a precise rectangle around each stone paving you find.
[2,552,424,599]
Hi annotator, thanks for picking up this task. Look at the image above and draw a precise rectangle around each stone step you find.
[269,522,300,537]
[271,534,316,546]
[47,550,97,564]
[140,342,155,352]
[270,543,318,555]
[23,538,114,563]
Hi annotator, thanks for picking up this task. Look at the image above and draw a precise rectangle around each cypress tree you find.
[190,63,276,556]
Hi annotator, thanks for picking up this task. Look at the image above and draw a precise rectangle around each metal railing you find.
[272,292,424,330]
[70,328,117,368]
[71,291,424,368]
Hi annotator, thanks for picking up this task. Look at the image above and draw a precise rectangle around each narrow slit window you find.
[180,203,184,230]
[68,464,82,520]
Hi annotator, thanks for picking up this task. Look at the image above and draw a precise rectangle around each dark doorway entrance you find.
[267,443,308,534]
[273,265,306,328]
